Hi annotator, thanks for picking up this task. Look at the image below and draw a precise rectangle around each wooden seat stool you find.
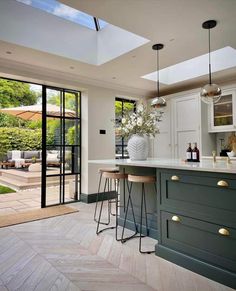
[121,174,157,254]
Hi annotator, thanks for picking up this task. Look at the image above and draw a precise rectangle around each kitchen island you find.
[89,158,236,289]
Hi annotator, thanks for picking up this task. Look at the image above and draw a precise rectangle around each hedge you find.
[0,127,42,155]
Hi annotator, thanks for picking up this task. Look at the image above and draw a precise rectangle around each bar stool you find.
[121,174,156,254]
[94,167,119,225]
[96,171,136,241]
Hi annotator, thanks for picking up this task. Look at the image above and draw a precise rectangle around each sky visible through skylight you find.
[16,0,108,30]
[142,46,236,85]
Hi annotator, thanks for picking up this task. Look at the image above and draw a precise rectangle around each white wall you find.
[0,61,142,196]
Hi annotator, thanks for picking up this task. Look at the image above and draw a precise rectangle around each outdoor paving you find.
[0,186,73,216]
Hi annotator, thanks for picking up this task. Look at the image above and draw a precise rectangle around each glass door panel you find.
[214,94,233,126]
[42,87,81,207]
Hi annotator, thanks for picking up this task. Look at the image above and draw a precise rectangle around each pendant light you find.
[151,43,166,108]
[200,20,221,104]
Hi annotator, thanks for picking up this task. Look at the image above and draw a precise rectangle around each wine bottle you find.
[192,142,200,162]
[186,143,192,162]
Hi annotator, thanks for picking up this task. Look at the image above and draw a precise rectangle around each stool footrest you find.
[96,226,116,235]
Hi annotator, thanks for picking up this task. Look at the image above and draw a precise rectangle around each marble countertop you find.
[89,158,236,174]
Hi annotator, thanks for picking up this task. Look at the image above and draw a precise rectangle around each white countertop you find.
[89,158,236,174]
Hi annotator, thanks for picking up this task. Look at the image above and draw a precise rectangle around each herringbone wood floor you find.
[0,202,234,291]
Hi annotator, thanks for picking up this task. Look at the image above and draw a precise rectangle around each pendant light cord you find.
[208,27,212,85]
[156,49,160,97]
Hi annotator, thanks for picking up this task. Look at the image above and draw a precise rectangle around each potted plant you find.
[117,103,163,160]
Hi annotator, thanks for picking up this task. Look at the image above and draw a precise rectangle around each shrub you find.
[0,127,42,154]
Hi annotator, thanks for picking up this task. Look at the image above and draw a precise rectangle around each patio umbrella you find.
[0,104,76,120]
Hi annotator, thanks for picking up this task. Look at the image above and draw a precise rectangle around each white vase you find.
[127,134,148,161]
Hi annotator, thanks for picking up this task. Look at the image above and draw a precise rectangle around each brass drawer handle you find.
[217,180,229,187]
[171,175,179,181]
[218,228,230,236]
[171,215,181,222]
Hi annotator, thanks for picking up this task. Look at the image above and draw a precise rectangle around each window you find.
[16,0,108,31]
[115,98,136,159]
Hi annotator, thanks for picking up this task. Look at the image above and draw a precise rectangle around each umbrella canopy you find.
[0,104,76,120]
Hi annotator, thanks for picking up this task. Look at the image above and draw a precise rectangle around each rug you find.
[0,205,78,228]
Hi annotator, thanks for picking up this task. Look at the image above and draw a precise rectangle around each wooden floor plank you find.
[0,202,233,291]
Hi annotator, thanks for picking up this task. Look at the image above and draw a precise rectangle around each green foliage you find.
[0,185,16,194]
[0,127,42,154]
[26,119,42,129]
[115,100,135,116]
[46,119,60,145]
[47,91,79,113]
[0,79,38,108]
[66,125,80,145]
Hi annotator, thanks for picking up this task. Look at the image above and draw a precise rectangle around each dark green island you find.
[90,158,236,289]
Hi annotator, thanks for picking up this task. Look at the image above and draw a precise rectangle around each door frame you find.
[41,85,81,208]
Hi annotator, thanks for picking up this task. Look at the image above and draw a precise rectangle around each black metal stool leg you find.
[94,172,102,222]
[115,179,123,241]
[96,177,116,235]
[96,178,108,234]
[121,182,138,243]
[139,183,155,254]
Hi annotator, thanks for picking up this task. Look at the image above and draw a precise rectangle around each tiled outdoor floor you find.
[0,186,73,216]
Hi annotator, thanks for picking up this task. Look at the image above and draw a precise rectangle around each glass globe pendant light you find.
[200,20,221,104]
[151,43,166,108]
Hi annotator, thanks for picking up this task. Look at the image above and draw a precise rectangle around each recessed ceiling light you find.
[6,51,12,54]
[69,66,75,70]
[112,77,116,79]
[132,55,136,58]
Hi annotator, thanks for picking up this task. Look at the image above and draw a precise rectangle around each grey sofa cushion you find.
[23,151,40,159]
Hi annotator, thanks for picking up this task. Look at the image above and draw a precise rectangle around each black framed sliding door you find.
[41,86,81,207]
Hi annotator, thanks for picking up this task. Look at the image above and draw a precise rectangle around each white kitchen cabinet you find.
[208,88,236,132]
[172,94,200,159]
[151,89,216,160]
[152,100,172,158]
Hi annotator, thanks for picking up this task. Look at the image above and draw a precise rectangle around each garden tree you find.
[115,100,135,116]
[47,91,80,113]
[0,79,38,108]
[47,92,80,144]
[0,79,40,128]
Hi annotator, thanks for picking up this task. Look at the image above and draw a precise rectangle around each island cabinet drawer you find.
[161,211,236,273]
[160,172,236,226]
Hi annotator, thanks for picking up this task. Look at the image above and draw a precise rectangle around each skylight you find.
[142,46,236,85]
[16,0,108,30]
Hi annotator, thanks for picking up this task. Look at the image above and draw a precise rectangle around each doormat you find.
[0,205,78,228]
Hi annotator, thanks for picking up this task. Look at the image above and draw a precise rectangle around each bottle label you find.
[192,152,197,160]
[186,152,191,160]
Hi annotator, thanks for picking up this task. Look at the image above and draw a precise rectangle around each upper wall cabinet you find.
[208,88,236,132]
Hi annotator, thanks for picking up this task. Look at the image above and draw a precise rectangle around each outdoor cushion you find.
[12,150,21,160]
[23,151,39,159]
[48,150,60,158]
[47,153,59,161]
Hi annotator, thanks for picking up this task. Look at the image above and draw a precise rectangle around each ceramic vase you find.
[127,134,148,161]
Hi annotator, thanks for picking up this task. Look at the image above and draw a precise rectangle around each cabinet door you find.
[209,89,236,132]
[173,95,200,159]
[153,100,171,158]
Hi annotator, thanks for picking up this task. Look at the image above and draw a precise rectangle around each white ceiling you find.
[0,0,236,97]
